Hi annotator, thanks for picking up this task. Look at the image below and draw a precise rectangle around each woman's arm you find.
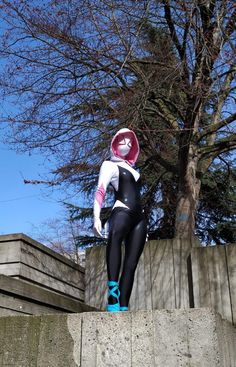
[93,161,116,237]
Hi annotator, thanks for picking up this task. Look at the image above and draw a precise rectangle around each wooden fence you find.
[191,245,236,325]
[85,238,200,311]
[85,239,236,324]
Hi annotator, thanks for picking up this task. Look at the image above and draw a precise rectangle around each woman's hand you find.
[93,218,103,237]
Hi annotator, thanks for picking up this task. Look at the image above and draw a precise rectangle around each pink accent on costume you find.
[95,184,106,207]
[111,129,140,166]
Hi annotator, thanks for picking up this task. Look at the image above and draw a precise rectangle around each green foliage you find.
[0,0,235,245]
[197,160,236,244]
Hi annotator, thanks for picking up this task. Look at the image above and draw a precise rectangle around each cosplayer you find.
[93,128,147,312]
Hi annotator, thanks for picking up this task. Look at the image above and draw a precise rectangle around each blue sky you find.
[0,19,65,240]
[0,139,64,239]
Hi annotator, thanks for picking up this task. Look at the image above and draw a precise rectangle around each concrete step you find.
[0,308,235,366]
[0,275,97,316]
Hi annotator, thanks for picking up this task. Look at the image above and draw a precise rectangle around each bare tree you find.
[0,0,235,240]
[32,215,85,265]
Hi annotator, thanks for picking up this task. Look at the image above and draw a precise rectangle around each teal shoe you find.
[106,281,120,312]
[120,306,129,311]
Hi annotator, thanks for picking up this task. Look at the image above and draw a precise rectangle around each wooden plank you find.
[130,251,140,310]
[0,275,95,313]
[84,247,92,306]
[1,263,84,301]
[207,246,231,322]
[130,245,146,311]
[86,246,96,308]
[192,245,233,326]
[93,245,107,310]
[191,236,202,248]
[172,239,191,308]
[150,239,175,310]
[133,240,152,311]
[143,241,152,310]
[225,245,236,324]
[86,245,107,309]
[190,248,199,308]
[193,247,212,308]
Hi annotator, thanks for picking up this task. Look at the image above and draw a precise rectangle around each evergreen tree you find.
[0,0,235,246]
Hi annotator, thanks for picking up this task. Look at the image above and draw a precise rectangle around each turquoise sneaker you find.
[106,281,120,312]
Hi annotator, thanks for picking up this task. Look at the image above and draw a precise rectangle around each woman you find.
[93,128,147,312]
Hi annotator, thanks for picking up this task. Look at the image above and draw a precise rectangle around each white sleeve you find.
[93,161,117,220]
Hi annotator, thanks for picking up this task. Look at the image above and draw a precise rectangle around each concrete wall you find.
[0,308,235,367]
[0,233,85,301]
[85,240,236,325]
[0,274,96,316]
[0,233,97,315]
[85,238,200,311]
[191,245,236,325]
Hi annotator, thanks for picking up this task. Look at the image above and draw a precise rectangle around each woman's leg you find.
[106,209,132,305]
[119,218,147,308]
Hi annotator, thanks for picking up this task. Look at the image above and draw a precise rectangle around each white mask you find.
[117,137,132,157]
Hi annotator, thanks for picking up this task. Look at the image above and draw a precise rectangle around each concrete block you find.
[0,275,96,315]
[131,310,155,366]
[0,233,85,301]
[1,308,235,366]
[152,309,220,366]
[81,312,132,367]
[36,314,79,367]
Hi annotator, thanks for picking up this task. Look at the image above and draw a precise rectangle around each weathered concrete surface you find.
[191,244,236,325]
[0,233,98,316]
[0,308,235,366]
[0,275,97,315]
[0,233,85,301]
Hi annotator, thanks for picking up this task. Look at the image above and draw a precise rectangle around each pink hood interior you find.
[111,128,140,166]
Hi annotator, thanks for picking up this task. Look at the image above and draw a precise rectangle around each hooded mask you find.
[110,128,140,166]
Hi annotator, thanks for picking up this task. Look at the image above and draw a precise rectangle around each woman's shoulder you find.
[100,160,119,173]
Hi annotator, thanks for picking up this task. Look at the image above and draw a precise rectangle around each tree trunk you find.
[175,149,201,239]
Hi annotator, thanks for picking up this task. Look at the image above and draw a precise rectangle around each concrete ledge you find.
[0,275,97,315]
[0,233,85,301]
[0,308,235,366]
[0,233,84,271]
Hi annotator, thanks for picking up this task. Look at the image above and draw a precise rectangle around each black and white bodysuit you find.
[94,129,147,308]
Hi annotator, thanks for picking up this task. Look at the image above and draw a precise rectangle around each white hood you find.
[110,128,140,166]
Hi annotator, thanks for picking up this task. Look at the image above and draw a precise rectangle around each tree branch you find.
[162,0,190,83]
[199,112,236,141]
[145,153,178,174]
[199,133,236,160]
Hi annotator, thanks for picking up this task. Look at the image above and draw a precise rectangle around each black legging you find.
[106,207,147,307]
